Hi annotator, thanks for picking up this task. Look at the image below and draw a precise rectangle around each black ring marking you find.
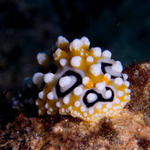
[101,62,121,79]
[83,87,114,108]
[56,70,82,98]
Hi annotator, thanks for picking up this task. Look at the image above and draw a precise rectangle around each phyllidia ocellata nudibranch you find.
[32,36,131,122]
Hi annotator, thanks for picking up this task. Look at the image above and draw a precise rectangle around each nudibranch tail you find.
[33,36,131,122]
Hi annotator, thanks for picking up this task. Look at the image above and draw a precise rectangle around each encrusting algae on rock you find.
[32,36,131,122]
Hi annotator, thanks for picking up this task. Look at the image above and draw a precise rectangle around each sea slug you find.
[33,36,131,122]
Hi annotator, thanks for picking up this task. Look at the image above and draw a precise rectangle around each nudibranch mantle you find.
[33,36,131,122]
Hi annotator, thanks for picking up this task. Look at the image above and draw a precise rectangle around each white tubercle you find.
[102,50,112,58]
[47,92,54,100]
[56,101,61,108]
[111,63,123,73]
[37,52,47,65]
[59,76,71,88]
[89,108,94,114]
[32,72,44,86]
[122,73,128,80]
[114,77,123,86]
[63,96,70,104]
[96,103,102,109]
[86,56,93,62]
[114,98,120,104]
[35,100,39,106]
[81,36,90,47]
[106,103,112,108]
[125,88,131,93]
[73,86,83,96]
[117,91,124,97]
[82,76,90,85]
[53,48,62,60]
[96,82,105,91]
[92,47,102,57]
[74,101,80,107]
[59,58,67,67]
[45,103,49,109]
[104,90,112,99]
[71,56,81,67]
[44,73,55,83]
[68,106,72,111]
[38,91,44,99]
[124,81,130,87]
[84,113,87,117]
[87,93,97,103]
[49,108,53,112]
[56,36,69,47]
[90,64,101,76]
[104,73,111,80]
[80,106,86,112]
[69,39,83,51]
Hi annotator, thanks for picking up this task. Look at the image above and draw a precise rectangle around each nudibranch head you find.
[33,36,131,122]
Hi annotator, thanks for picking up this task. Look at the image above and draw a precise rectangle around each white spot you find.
[82,76,90,85]
[87,93,97,103]
[124,81,130,87]
[63,96,70,104]
[102,50,112,58]
[90,64,101,76]
[114,77,123,86]
[69,39,83,51]
[104,90,112,99]
[117,91,124,97]
[56,36,69,47]
[38,91,44,99]
[74,101,80,107]
[47,92,54,100]
[59,76,71,88]
[81,36,90,47]
[96,82,105,91]
[96,103,102,109]
[49,108,53,112]
[71,56,81,67]
[37,53,47,65]
[111,63,123,73]
[32,72,44,86]
[106,103,112,108]
[122,73,128,80]
[44,73,55,83]
[125,88,131,93]
[73,86,83,96]
[89,109,94,115]
[59,58,67,67]
[86,56,93,62]
[80,106,86,112]
[115,98,120,104]
[45,103,49,109]
[92,47,102,57]
[56,101,61,108]
[84,113,87,117]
